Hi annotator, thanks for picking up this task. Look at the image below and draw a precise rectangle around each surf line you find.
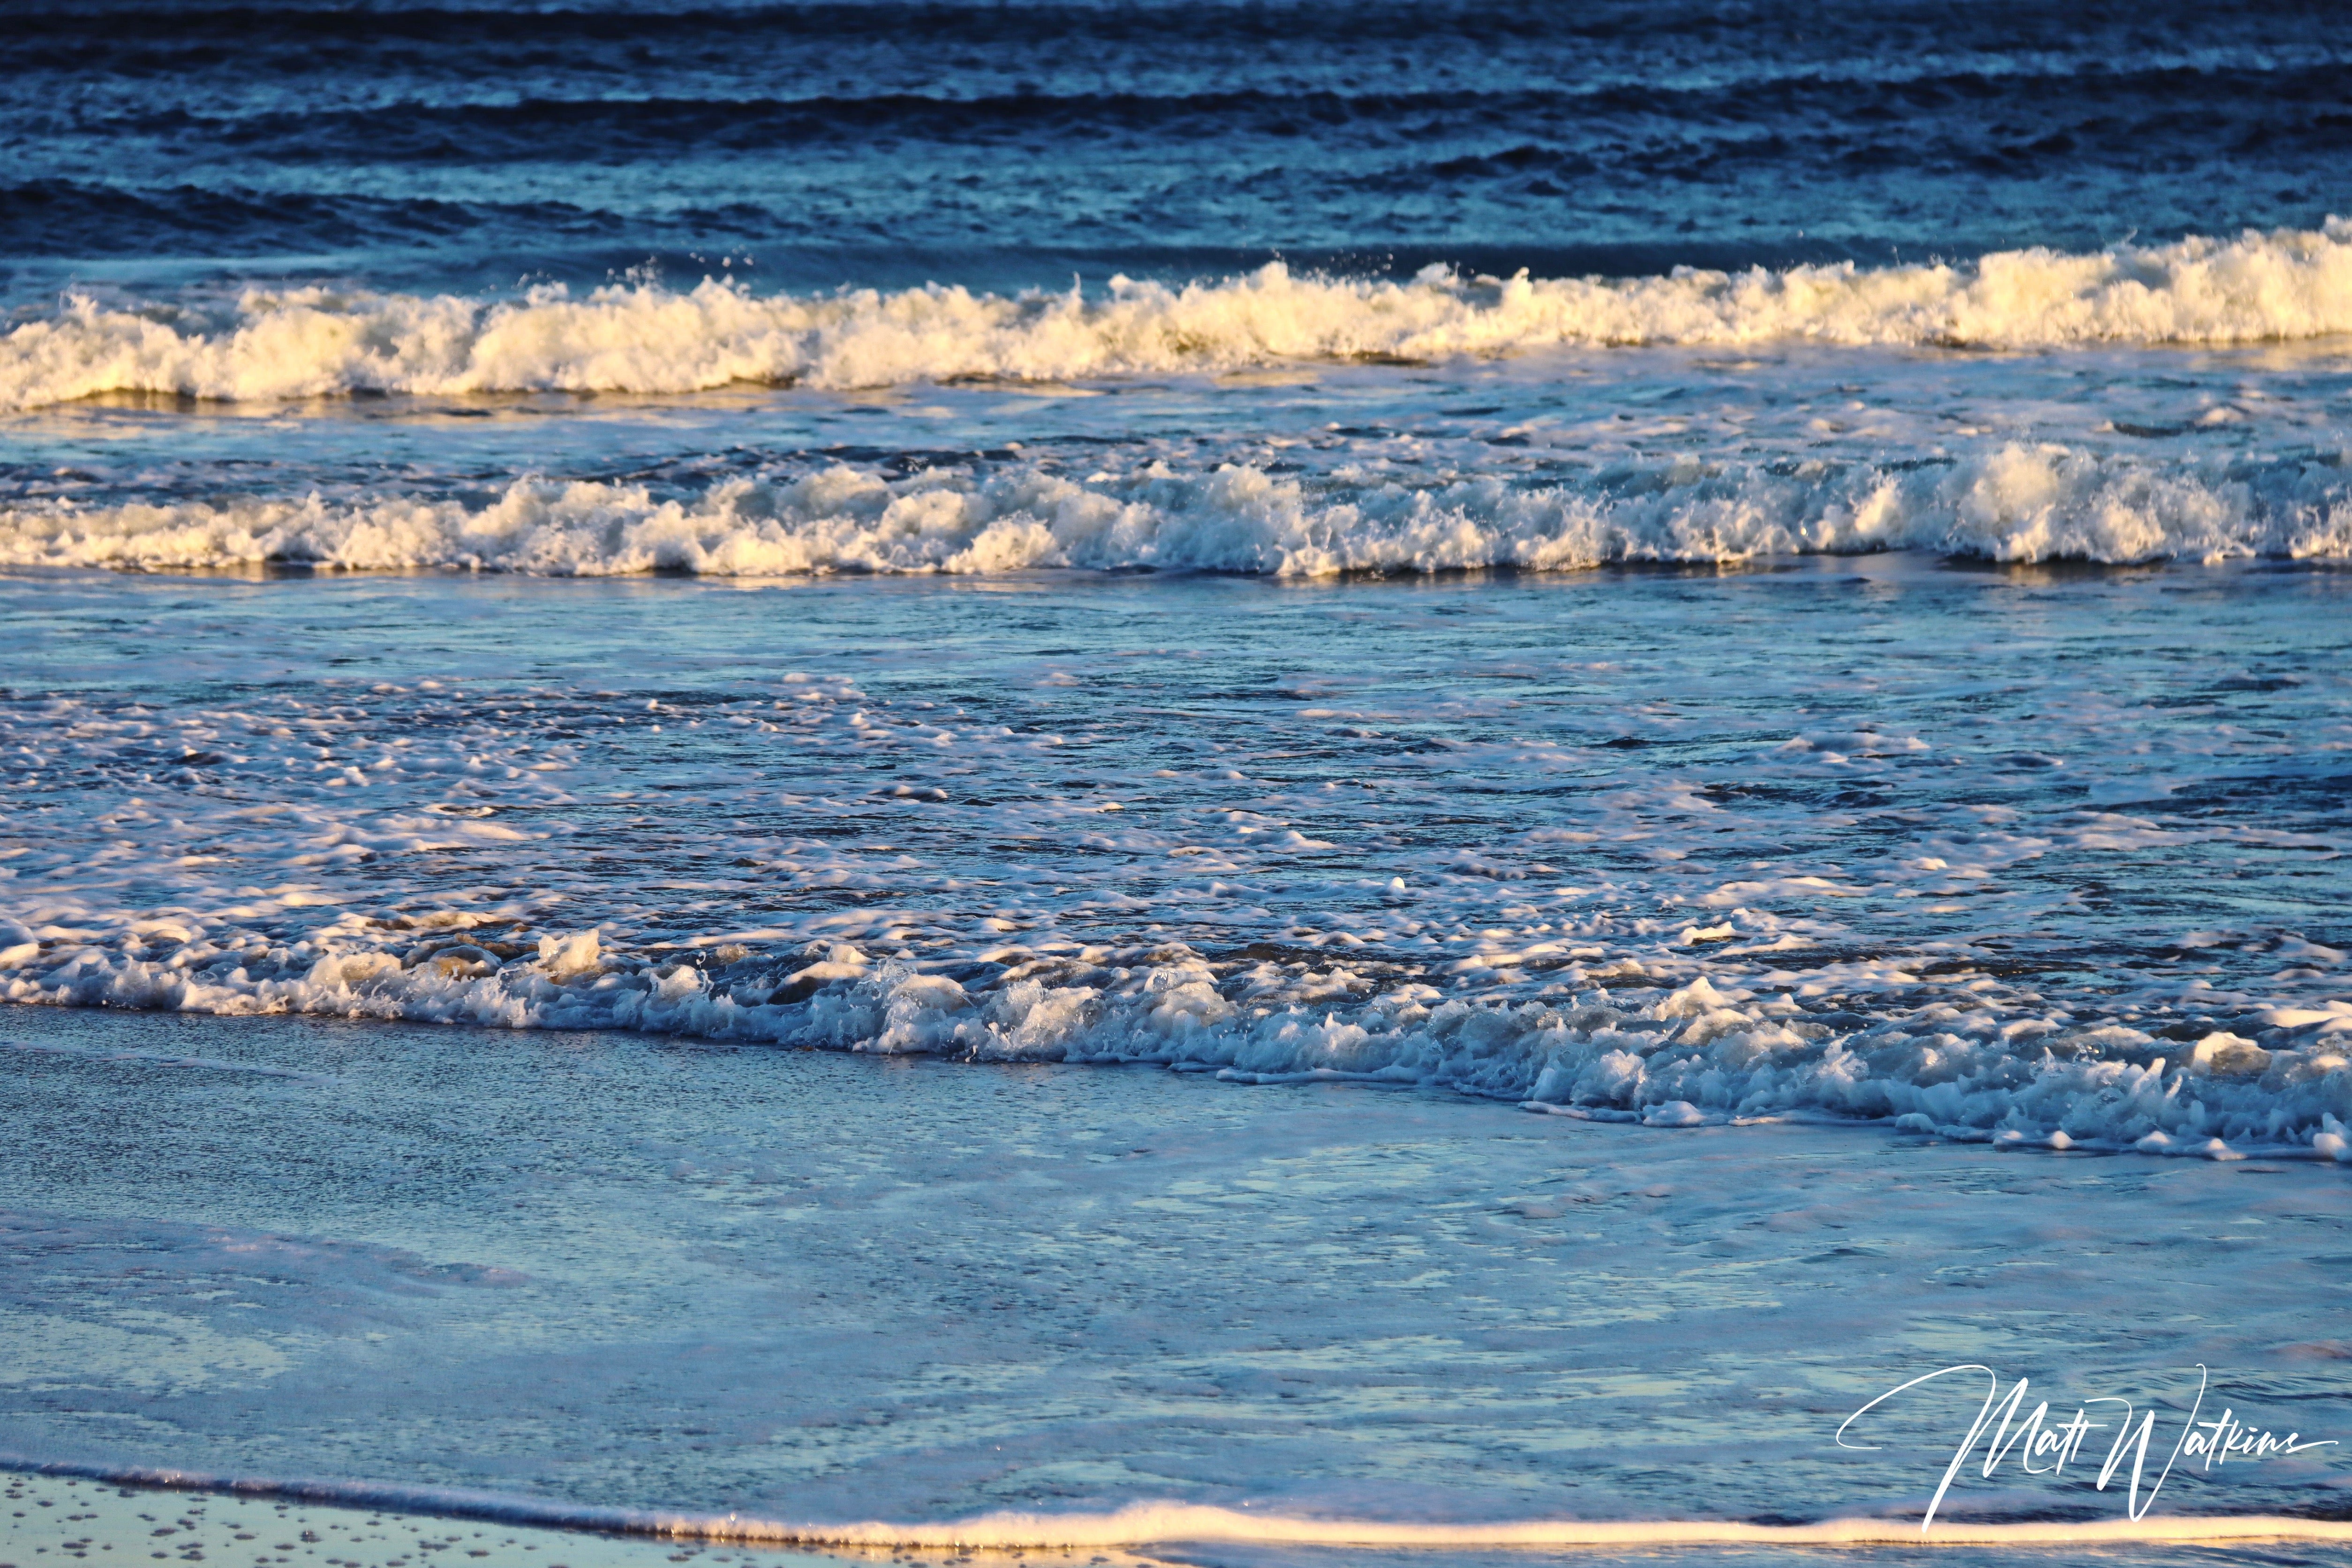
[5,1458,2352,1549]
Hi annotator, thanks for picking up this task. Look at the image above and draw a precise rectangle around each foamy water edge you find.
[7,1459,2351,1548]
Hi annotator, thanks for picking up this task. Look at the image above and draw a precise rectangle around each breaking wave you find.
[7,222,2352,410]
[6,446,2347,575]
[10,927,2352,1163]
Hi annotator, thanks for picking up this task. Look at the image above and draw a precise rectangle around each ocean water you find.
[3,0,2351,1559]
[6,558,2352,1158]
[6,1005,2352,1566]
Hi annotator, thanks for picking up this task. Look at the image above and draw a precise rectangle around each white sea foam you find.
[3,561,2343,1164]
[10,936,2351,1162]
[7,222,2352,409]
[6,445,2347,574]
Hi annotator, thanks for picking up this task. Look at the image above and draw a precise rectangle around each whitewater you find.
[8,222,2352,412]
[5,558,2347,1162]
[8,2,2352,1557]
[8,446,2349,575]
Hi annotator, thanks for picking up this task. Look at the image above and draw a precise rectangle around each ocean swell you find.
[6,222,2352,410]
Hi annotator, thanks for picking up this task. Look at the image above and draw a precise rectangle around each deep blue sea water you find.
[2,2,2350,1560]
[3,0,2347,294]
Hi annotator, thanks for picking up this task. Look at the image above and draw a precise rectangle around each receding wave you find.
[5,446,2346,574]
[12,927,2352,1162]
[7,223,2352,410]
[9,1461,2352,1547]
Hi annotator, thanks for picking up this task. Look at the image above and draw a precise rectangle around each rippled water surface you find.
[7,560,2348,1152]
[4,0,2350,1552]
[5,0,2347,289]
[6,1005,2350,1557]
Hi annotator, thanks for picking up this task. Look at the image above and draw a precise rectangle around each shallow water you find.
[0,1470,857,1568]
[5,0,2350,1551]
[3,1005,2349,1560]
[4,560,2349,1154]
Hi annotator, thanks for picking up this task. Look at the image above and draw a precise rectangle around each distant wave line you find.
[6,221,2351,411]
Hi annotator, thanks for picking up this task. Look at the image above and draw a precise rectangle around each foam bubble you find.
[7,222,2352,410]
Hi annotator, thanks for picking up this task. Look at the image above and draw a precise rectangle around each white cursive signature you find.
[1836,1364,2337,1533]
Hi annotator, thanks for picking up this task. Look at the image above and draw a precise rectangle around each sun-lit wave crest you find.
[4,445,2345,574]
[6,221,2352,410]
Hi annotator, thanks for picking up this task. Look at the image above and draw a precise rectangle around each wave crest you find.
[6,446,2346,574]
[11,934,2352,1162]
[8,222,2352,409]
